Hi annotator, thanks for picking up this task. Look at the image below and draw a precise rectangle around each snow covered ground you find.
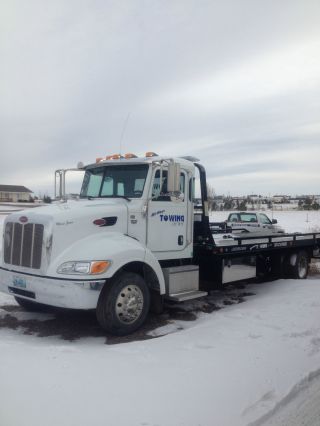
[0,211,320,426]
[0,202,42,212]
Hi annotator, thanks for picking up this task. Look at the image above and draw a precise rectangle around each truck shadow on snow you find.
[0,284,255,344]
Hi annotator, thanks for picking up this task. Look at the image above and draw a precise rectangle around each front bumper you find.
[0,267,105,309]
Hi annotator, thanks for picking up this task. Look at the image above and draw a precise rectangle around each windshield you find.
[80,164,149,199]
[259,214,272,224]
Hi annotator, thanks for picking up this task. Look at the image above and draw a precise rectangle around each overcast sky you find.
[1,0,320,196]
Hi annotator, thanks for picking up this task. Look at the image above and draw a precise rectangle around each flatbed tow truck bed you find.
[193,230,320,290]
[212,231,320,251]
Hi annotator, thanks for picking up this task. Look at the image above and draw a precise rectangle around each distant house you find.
[272,195,289,203]
[0,185,33,202]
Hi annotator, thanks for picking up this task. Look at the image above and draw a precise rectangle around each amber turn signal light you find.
[90,261,111,274]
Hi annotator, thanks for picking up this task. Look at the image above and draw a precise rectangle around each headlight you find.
[57,260,111,275]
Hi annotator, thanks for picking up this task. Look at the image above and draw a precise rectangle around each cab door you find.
[147,168,187,253]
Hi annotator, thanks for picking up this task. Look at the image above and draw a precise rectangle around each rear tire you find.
[96,272,150,336]
[285,251,309,279]
[293,251,309,279]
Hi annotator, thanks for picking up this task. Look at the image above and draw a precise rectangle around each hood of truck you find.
[2,199,128,274]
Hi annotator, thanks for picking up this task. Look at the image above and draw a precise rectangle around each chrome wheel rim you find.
[298,257,308,278]
[115,285,144,324]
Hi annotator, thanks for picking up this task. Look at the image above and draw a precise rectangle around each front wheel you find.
[96,272,150,336]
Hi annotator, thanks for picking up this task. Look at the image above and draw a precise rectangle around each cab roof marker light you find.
[124,153,137,159]
[106,154,123,160]
[96,157,104,163]
[145,152,159,157]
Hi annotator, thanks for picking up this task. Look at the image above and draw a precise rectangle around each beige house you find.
[0,185,33,202]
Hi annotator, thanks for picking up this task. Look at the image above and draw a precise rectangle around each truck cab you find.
[0,153,207,335]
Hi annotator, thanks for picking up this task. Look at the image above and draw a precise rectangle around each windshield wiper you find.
[102,195,131,202]
[80,195,131,202]
[79,196,96,200]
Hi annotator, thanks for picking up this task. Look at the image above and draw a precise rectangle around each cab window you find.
[239,213,257,222]
[229,213,239,222]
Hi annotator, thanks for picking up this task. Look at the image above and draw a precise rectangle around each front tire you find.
[96,272,150,336]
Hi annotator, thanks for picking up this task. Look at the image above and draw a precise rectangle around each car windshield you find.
[259,214,272,224]
[80,164,149,199]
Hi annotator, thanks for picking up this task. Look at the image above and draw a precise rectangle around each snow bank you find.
[1,279,320,426]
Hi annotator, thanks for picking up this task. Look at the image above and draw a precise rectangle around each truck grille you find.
[4,222,44,269]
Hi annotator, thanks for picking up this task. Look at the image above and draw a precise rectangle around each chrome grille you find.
[4,222,44,269]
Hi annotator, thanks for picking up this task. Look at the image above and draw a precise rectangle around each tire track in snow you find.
[248,369,320,426]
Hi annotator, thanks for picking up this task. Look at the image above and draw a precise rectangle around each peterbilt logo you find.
[19,216,28,223]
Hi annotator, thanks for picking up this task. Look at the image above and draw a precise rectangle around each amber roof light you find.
[106,154,123,160]
[124,153,138,159]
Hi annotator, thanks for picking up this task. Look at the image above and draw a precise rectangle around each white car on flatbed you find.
[226,212,285,234]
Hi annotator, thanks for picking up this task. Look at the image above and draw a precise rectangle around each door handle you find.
[178,235,184,245]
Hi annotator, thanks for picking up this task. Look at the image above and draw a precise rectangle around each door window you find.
[152,170,186,201]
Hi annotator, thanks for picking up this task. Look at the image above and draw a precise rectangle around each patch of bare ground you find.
[310,260,320,275]
[0,284,255,344]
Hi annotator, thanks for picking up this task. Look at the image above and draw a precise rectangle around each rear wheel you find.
[293,251,309,279]
[285,251,309,279]
[96,272,150,336]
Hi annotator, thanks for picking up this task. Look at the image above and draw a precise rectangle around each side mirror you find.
[167,162,181,193]
[272,219,277,224]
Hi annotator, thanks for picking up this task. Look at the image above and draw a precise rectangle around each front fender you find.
[48,232,165,294]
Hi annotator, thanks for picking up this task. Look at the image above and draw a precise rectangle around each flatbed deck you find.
[211,232,320,254]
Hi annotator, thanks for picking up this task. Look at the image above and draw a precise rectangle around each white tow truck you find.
[1,152,320,335]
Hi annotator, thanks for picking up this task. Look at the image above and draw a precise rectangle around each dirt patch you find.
[310,260,320,276]
[0,309,106,340]
[0,284,256,344]
[0,306,173,344]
